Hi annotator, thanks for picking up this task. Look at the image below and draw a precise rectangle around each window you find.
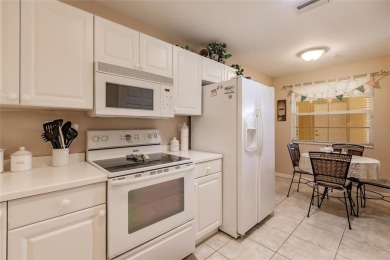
[292,90,373,145]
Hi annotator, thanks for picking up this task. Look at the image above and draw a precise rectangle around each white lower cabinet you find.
[194,160,222,244]
[0,202,6,260]
[7,183,106,260]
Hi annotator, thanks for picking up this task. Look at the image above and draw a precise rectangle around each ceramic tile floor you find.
[192,176,390,260]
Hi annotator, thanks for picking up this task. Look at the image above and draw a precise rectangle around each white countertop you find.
[165,149,223,163]
[0,162,107,202]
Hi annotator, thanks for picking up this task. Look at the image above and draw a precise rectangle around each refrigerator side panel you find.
[257,84,275,222]
[191,78,239,238]
[237,78,259,235]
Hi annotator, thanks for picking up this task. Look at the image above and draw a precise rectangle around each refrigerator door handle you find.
[256,108,264,155]
[245,116,258,152]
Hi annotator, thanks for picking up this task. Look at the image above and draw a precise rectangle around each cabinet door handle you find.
[98,210,106,217]
[61,199,70,206]
[22,95,31,101]
[8,93,18,100]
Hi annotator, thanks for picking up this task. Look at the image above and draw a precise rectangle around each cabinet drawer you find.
[8,182,106,230]
[194,159,222,178]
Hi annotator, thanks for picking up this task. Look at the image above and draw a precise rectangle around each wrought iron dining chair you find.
[286,143,312,197]
[307,152,354,229]
[332,143,364,156]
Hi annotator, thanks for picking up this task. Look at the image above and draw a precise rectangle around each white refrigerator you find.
[191,77,275,238]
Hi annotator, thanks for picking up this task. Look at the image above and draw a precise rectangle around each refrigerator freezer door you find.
[191,78,239,238]
[245,116,258,152]
[257,84,275,222]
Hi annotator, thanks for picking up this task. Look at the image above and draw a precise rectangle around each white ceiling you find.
[95,0,390,78]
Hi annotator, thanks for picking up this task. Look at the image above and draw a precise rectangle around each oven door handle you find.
[108,164,195,187]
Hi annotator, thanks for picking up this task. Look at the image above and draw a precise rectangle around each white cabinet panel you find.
[225,66,237,80]
[0,0,19,105]
[8,182,106,229]
[8,205,106,260]
[0,202,6,260]
[173,46,201,115]
[95,16,140,69]
[20,0,93,109]
[140,33,172,78]
[195,171,222,243]
[201,57,225,84]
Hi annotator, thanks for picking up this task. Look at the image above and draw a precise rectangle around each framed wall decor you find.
[277,100,286,121]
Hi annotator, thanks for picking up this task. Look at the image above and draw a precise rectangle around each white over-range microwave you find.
[89,62,174,118]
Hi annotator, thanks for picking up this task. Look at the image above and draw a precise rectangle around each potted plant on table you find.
[206,42,232,64]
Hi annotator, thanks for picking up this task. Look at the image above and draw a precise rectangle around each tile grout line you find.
[334,222,348,260]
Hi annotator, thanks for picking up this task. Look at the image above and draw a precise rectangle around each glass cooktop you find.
[93,153,190,173]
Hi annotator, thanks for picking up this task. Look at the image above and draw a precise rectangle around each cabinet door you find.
[201,57,225,84]
[0,0,19,105]
[0,202,6,260]
[140,33,173,78]
[8,205,106,260]
[225,66,237,80]
[95,16,140,69]
[173,46,201,115]
[20,0,93,109]
[195,171,222,243]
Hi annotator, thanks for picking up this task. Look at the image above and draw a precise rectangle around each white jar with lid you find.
[170,137,180,152]
[11,147,32,172]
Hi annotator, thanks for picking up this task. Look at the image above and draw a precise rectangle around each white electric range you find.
[86,129,195,260]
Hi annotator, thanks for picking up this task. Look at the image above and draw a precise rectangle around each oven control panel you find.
[87,129,161,150]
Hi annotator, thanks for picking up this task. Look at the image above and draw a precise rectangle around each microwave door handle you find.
[108,164,195,187]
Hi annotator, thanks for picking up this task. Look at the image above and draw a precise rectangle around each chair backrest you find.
[287,143,300,167]
[331,143,364,156]
[309,152,352,187]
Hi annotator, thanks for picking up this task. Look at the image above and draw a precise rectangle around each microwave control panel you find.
[161,85,174,117]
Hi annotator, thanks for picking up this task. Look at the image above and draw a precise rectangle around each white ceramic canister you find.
[0,148,4,173]
[180,123,189,151]
[11,147,32,172]
[52,148,70,167]
[170,137,180,152]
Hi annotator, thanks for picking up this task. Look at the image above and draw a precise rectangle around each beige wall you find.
[273,55,390,181]
[0,109,189,158]
[0,0,272,159]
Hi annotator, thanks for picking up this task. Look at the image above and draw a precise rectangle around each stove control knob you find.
[148,134,152,139]
[154,134,158,138]
[101,135,108,142]
[92,136,100,142]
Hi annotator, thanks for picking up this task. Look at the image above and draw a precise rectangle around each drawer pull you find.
[98,210,106,217]
[206,167,211,172]
[61,199,70,206]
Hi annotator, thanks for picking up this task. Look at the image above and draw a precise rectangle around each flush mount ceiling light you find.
[298,48,328,61]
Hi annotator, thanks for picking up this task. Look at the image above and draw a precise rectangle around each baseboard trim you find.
[275,172,292,179]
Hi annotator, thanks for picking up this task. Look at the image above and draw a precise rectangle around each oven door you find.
[93,72,161,117]
[107,164,195,259]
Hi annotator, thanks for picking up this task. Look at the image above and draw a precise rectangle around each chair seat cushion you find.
[317,179,352,190]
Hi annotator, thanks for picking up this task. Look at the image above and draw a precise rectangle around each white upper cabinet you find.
[140,33,173,78]
[20,0,93,109]
[94,19,173,78]
[173,46,202,115]
[201,57,225,84]
[95,16,140,69]
[225,66,237,80]
[0,0,20,105]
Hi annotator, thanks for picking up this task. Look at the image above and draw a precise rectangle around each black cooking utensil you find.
[62,121,71,137]
[65,127,78,148]
[41,133,56,149]
[43,121,61,148]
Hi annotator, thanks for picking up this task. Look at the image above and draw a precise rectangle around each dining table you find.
[299,152,381,180]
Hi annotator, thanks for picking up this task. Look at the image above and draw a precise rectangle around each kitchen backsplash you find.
[0,108,189,159]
